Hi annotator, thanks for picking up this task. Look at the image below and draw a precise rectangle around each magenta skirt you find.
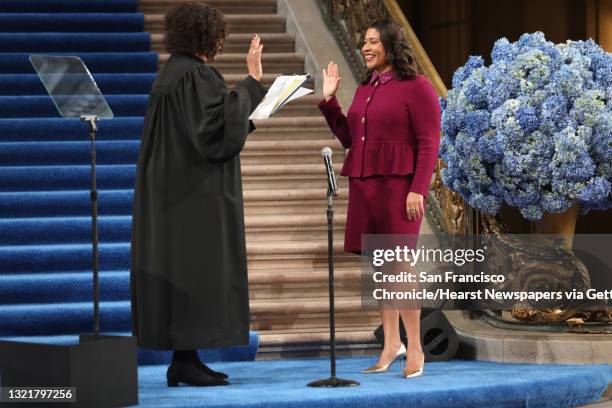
[344,175,424,254]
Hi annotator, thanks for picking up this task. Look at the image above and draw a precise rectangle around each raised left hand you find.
[406,192,424,221]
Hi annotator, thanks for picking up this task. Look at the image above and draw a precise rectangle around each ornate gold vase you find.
[534,205,579,248]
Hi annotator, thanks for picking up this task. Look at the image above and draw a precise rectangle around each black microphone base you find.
[307,377,360,388]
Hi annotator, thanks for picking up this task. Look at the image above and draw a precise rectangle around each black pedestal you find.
[0,334,138,407]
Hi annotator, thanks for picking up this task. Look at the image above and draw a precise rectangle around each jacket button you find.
[361,136,365,141]
[361,117,365,123]
[366,97,371,102]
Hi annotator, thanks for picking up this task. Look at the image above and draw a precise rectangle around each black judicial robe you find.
[130,53,266,350]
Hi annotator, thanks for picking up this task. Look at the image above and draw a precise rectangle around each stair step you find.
[252,313,380,330]
[151,33,295,53]
[139,0,278,15]
[0,95,148,119]
[244,202,349,217]
[250,268,360,284]
[144,14,286,34]
[248,256,361,273]
[0,52,158,74]
[0,298,367,336]
[0,32,151,53]
[0,163,341,192]
[0,301,132,336]
[252,315,380,335]
[0,113,331,143]
[0,213,349,245]
[250,116,331,139]
[0,268,362,305]
[0,139,344,166]
[253,116,328,128]
[251,298,364,315]
[157,52,305,74]
[0,187,348,218]
[0,74,155,97]
[0,93,321,120]
[0,1,138,13]
[0,241,351,274]
[258,328,378,347]
[245,138,343,153]
[249,286,364,303]
[156,72,300,88]
[242,162,340,176]
[0,13,145,33]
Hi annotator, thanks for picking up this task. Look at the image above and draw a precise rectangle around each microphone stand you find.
[307,184,359,387]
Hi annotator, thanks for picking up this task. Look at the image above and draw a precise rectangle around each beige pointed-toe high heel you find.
[402,353,425,378]
[361,343,406,374]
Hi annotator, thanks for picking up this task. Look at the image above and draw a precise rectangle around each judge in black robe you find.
[130,2,266,387]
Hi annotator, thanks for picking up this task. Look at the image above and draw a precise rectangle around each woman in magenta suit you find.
[318,19,441,378]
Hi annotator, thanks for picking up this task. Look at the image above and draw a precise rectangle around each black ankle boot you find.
[172,349,229,380]
[196,361,229,379]
[166,361,229,387]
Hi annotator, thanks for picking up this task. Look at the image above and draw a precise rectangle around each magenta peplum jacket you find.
[318,71,441,197]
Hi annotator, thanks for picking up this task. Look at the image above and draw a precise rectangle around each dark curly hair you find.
[361,19,419,84]
[164,2,226,60]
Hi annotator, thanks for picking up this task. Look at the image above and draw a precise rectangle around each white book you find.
[249,74,313,120]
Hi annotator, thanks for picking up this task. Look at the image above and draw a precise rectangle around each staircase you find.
[0,0,174,361]
[0,0,379,359]
[140,0,379,356]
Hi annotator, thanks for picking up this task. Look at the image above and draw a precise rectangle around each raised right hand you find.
[247,34,263,81]
[322,61,341,101]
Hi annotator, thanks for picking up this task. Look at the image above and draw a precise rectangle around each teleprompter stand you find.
[0,56,137,408]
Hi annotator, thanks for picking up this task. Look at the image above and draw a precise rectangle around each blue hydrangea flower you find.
[516,105,540,133]
[452,55,484,88]
[439,32,612,220]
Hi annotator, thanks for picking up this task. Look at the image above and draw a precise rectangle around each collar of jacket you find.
[369,69,396,85]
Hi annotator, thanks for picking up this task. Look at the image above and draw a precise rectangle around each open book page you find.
[271,76,306,113]
[249,74,312,120]
[285,87,312,104]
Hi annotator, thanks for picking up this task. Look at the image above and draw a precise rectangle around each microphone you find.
[321,147,338,196]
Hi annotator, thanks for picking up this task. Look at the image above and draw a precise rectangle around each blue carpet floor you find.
[134,356,612,408]
[0,0,257,364]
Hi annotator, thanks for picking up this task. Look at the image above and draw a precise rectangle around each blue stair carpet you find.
[0,95,148,117]
[0,13,144,32]
[0,74,156,95]
[0,33,151,52]
[0,1,258,364]
[0,117,144,141]
[0,0,139,13]
[135,357,612,408]
[0,52,159,73]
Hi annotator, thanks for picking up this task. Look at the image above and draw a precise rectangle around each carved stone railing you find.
[315,0,611,330]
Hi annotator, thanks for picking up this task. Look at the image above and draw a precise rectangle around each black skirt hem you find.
[134,327,251,350]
